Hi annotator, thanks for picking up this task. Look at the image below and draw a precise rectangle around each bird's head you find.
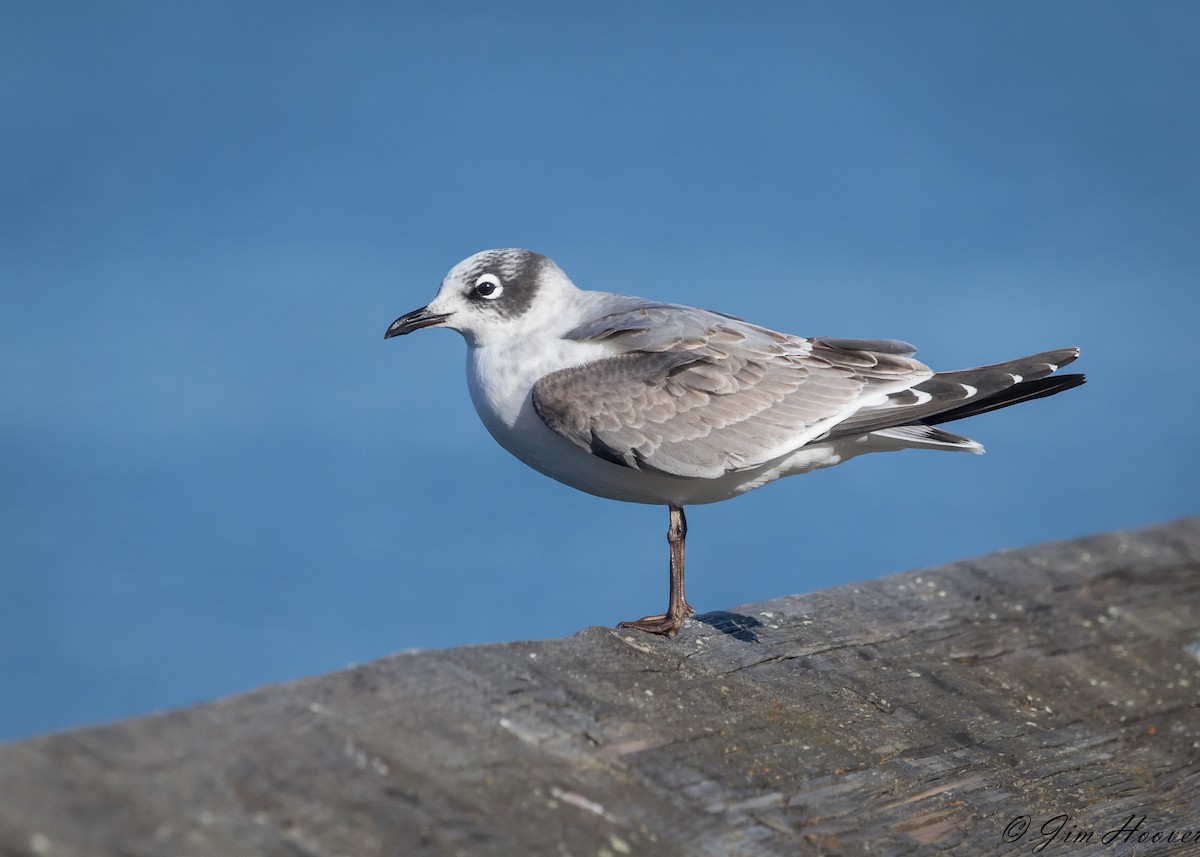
[385,248,573,347]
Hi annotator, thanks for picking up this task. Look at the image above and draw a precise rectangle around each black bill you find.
[384,307,451,339]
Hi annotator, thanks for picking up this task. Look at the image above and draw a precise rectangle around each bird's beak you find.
[384,306,451,339]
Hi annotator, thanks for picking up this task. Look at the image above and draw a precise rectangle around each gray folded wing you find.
[531,304,932,479]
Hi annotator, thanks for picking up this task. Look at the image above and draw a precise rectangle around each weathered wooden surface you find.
[2,518,1199,857]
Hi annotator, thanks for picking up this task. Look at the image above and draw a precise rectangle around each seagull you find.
[386,249,1084,637]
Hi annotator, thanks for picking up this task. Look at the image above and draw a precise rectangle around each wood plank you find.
[2,518,1198,856]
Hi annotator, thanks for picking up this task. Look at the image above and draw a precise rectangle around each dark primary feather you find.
[925,373,1085,425]
[824,348,1081,441]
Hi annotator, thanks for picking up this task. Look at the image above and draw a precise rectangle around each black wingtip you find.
[926,373,1086,426]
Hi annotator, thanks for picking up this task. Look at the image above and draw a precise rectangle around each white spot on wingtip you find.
[1010,374,1023,383]
[959,383,977,397]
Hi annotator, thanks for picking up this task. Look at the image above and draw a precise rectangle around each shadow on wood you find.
[2,518,1198,856]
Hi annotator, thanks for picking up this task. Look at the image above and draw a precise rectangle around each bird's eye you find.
[473,274,504,300]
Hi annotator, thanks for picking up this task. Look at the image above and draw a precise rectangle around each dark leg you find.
[618,505,693,637]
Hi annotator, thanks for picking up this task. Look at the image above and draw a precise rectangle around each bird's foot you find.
[617,614,684,637]
[617,602,694,638]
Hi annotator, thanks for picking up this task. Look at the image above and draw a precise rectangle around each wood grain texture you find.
[2,518,1198,857]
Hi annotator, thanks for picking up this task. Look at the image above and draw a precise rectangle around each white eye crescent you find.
[473,274,504,300]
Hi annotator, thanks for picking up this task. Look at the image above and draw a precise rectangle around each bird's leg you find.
[618,505,693,637]
[672,506,696,618]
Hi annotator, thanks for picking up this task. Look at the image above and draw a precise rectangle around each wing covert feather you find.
[533,307,931,479]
